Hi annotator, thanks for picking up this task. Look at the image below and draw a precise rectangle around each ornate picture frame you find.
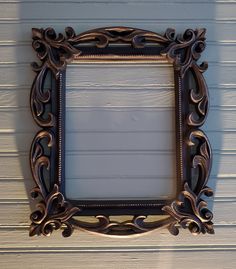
[29,26,213,237]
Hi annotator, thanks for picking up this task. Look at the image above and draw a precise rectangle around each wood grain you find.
[2,86,236,109]
[1,251,236,269]
[0,63,235,88]
[0,226,235,249]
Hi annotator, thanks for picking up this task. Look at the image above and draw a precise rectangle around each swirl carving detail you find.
[30,26,213,237]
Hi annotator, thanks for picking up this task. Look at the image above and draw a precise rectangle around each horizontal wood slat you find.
[1,251,236,269]
[0,63,235,88]
[0,250,236,269]
[0,176,234,200]
[1,131,236,152]
[0,151,235,180]
[0,87,236,110]
[0,200,235,226]
[0,131,236,154]
[1,43,236,64]
[1,0,235,3]
[0,226,235,249]
[0,108,230,132]
[0,2,236,21]
[0,22,236,44]
[1,107,235,133]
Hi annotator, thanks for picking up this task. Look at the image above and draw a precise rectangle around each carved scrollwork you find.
[187,129,212,195]
[187,62,209,127]
[30,130,54,198]
[31,28,80,127]
[65,26,175,48]
[30,184,80,237]
[70,215,174,236]
[32,27,80,76]
[30,26,213,237]
[163,182,214,235]
[30,130,80,237]
[161,28,209,127]
[163,28,207,77]
[163,129,213,235]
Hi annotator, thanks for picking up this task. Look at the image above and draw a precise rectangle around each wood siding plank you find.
[0,226,235,249]
[0,199,235,226]
[0,22,236,44]
[0,250,236,269]
[0,2,236,21]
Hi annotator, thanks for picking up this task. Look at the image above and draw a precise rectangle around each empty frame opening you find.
[65,62,176,200]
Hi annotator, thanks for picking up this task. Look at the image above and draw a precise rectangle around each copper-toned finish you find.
[29,26,213,237]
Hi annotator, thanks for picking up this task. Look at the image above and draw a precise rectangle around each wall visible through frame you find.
[65,62,176,201]
[0,1,236,268]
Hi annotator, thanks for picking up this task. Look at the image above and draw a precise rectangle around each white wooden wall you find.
[0,0,236,268]
[65,63,177,200]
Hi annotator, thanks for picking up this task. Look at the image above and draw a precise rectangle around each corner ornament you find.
[30,26,213,237]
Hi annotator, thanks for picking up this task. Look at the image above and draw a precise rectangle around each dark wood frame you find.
[29,26,213,237]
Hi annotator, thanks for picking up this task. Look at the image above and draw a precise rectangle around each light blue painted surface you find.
[0,1,236,268]
[65,63,176,200]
